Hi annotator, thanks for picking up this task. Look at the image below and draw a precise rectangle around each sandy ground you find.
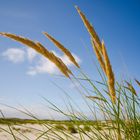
[0,124,91,140]
[0,123,119,140]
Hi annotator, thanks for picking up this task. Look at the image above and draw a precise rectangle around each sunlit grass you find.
[0,6,140,140]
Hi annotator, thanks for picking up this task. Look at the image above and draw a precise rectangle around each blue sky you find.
[0,0,140,119]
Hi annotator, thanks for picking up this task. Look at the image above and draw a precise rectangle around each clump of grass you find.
[76,6,116,104]
[12,127,20,131]
[67,125,77,134]
[0,5,140,140]
[83,125,91,132]
[54,124,66,131]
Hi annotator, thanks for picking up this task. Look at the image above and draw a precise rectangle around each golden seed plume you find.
[75,6,102,54]
[126,81,137,96]
[0,32,41,52]
[43,32,80,68]
[91,38,106,74]
[75,6,116,103]
[135,79,140,87]
[102,40,116,103]
[36,42,72,78]
[0,32,72,78]
[86,96,107,102]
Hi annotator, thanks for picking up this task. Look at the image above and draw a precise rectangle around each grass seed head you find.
[75,6,102,54]
[36,42,72,78]
[91,38,106,74]
[0,32,72,78]
[126,81,137,96]
[102,40,116,103]
[0,32,41,52]
[86,96,107,102]
[43,32,80,68]
[135,79,140,87]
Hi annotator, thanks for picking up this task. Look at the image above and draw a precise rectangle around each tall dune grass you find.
[0,6,140,140]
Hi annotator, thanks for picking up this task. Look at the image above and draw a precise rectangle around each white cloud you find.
[61,53,81,66]
[2,48,25,63]
[2,48,81,76]
[27,56,57,75]
[26,48,37,62]
[27,52,81,76]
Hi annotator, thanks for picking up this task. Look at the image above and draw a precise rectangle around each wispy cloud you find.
[27,48,38,62]
[27,51,81,76]
[2,48,81,76]
[2,48,25,63]
[27,56,57,76]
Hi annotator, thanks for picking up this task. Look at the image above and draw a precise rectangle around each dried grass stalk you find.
[0,32,72,78]
[36,42,72,78]
[126,81,137,96]
[43,32,80,68]
[0,32,41,52]
[102,41,116,103]
[75,6,102,54]
[86,96,106,102]
[135,79,140,87]
[91,38,106,74]
[76,6,116,103]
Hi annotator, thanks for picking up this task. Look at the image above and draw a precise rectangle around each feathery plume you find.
[0,32,41,52]
[86,96,107,102]
[75,6,102,54]
[75,6,116,103]
[91,38,106,74]
[0,32,72,78]
[102,40,116,103]
[135,79,140,87]
[36,42,72,78]
[43,32,80,68]
[126,81,137,96]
